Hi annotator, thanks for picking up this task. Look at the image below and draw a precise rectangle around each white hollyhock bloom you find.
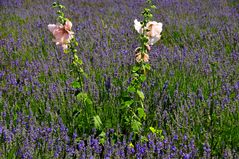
[146,21,163,45]
[134,19,143,34]
[134,19,163,45]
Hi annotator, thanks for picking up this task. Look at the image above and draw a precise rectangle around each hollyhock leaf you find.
[93,115,102,129]
[127,86,136,93]
[137,108,146,120]
[149,127,156,133]
[140,135,148,142]
[139,74,147,82]
[76,92,88,101]
[132,66,140,72]
[137,90,145,100]
[71,81,81,89]
[144,63,151,70]
[99,131,106,138]
[86,98,93,106]
[99,131,106,144]
[131,119,141,132]
[124,100,134,108]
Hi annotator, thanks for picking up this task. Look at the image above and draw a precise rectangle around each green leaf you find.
[144,63,151,70]
[123,100,134,108]
[93,115,102,130]
[127,86,136,93]
[71,81,81,89]
[99,131,106,137]
[85,98,93,106]
[139,74,146,82]
[77,92,93,106]
[140,135,148,142]
[100,138,105,145]
[132,66,140,73]
[79,68,84,73]
[137,108,146,120]
[76,92,88,101]
[137,90,145,100]
[157,129,163,134]
[74,137,82,143]
[131,119,142,132]
[59,73,67,81]
[99,131,106,144]
[132,73,139,78]
[149,127,156,133]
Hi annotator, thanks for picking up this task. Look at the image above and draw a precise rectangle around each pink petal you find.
[48,24,58,33]
[64,20,72,31]
[53,29,66,43]
[62,44,68,50]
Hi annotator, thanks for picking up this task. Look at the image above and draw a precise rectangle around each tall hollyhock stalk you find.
[121,0,163,134]
[48,2,87,91]
[48,2,96,134]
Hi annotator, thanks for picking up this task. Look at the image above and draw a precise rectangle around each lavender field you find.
[0,0,239,158]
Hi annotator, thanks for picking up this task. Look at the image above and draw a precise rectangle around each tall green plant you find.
[48,2,99,135]
[121,0,163,134]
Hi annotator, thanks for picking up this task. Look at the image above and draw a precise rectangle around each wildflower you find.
[48,19,74,50]
[134,19,163,45]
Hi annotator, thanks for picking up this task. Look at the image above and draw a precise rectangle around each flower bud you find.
[73,49,77,53]
[52,2,57,7]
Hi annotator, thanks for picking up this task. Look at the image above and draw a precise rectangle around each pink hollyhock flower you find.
[48,19,74,50]
[134,19,163,45]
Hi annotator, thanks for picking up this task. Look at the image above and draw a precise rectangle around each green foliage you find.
[71,81,81,89]
[149,127,164,139]
[136,90,145,101]
[131,119,142,132]
[93,115,103,130]
[137,108,146,120]
[99,131,106,144]
[118,0,158,134]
